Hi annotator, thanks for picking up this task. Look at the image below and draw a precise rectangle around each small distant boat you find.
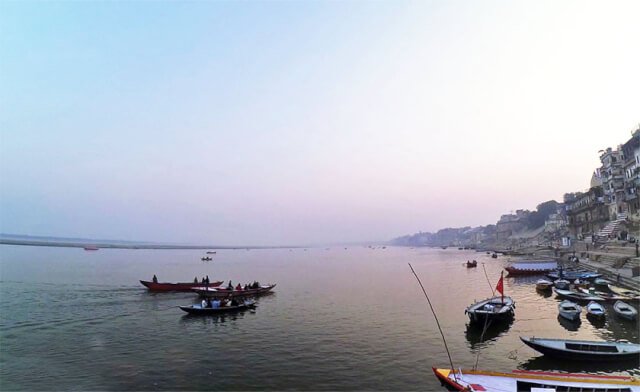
[466,260,477,268]
[491,253,498,258]
[536,279,553,291]
[84,246,99,251]
[193,284,276,299]
[206,251,216,254]
[558,300,581,321]
[520,337,640,361]
[554,288,604,302]
[441,246,448,249]
[504,261,557,276]
[585,301,606,319]
[613,301,638,321]
[140,280,223,292]
[179,299,256,315]
[432,367,640,391]
[554,279,570,289]
[201,256,212,261]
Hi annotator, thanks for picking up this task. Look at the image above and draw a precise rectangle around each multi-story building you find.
[564,187,608,238]
[495,210,528,241]
[599,147,626,218]
[621,129,640,214]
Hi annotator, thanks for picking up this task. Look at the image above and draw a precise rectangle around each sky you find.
[1,1,639,246]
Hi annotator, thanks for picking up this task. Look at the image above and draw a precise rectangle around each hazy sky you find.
[1,1,639,245]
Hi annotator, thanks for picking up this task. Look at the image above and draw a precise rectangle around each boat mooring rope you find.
[408,263,458,382]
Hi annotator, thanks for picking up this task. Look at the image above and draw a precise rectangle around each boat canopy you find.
[509,261,557,271]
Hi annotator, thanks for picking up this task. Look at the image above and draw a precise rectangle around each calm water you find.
[0,246,638,390]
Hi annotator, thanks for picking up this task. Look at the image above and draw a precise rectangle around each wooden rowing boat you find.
[192,284,277,298]
[179,299,256,315]
[140,280,223,292]
[554,288,604,302]
[520,337,639,361]
[558,300,581,321]
[535,279,553,291]
[585,301,606,320]
[614,300,638,321]
[432,367,640,391]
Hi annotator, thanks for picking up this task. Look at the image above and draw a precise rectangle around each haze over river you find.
[1,246,638,390]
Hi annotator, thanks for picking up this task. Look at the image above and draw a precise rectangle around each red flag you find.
[495,273,504,296]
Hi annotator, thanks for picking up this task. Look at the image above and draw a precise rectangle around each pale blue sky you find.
[1,1,639,245]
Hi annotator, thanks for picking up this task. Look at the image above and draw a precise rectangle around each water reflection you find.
[557,315,581,331]
[465,319,513,349]
[535,289,552,299]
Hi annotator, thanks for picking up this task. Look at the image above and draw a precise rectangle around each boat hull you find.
[179,302,255,315]
[432,367,640,391]
[140,280,223,292]
[614,301,638,321]
[465,296,515,324]
[520,337,640,362]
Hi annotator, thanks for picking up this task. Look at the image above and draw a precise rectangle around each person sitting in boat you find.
[206,298,212,308]
[236,283,242,291]
[244,284,249,290]
[230,298,239,306]
[201,299,207,309]
[227,281,233,290]
[212,299,220,308]
[152,274,158,283]
[194,277,198,284]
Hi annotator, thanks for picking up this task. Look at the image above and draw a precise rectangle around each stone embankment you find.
[561,240,640,290]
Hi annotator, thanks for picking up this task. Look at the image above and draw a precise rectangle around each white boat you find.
[553,288,604,302]
[614,300,638,321]
[535,279,553,291]
[554,279,570,289]
[520,336,640,361]
[432,367,640,391]
[558,300,581,321]
[585,301,605,319]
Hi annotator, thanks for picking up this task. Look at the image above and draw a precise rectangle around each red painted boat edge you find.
[432,368,464,391]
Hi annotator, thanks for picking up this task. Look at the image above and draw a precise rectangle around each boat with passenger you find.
[432,367,640,391]
[465,272,514,324]
[179,298,256,315]
[466,260,477,268]
[193,283,276,298]
[520,337,639,361]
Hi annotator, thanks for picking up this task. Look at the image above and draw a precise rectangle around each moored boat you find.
[609,285,640,301]
[466,260,477,268]
[432,367,640,391]
[535,279,553,291]
[193,284,277,298]
[554,279,570,289]
[140,280,223,292]
[179,299,256,315]
[553,288,604,302]
[558,300,581,321]
[547,270,601,281]
[504,261,557,276]
[84,246,99,251]
[520,337,640,361]
[585,301,606,319]
[614,300,638,321]
[465,296,515,324]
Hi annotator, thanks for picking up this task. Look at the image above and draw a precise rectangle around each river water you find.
[0,245,638,390]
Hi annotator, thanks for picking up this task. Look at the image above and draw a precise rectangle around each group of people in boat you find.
[201,296,240,309]
[225,280,261,291]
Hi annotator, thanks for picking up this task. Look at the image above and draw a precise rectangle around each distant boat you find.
[84,246,99,251]
[535,279,553,291]
[554,279,570,289]
[432,367,640,391]
[441,246,447,249]
[585,301,606,320]
[504,261,557,276]
[520,337,640,361]
[547,270,601,280]
[193,284,276,299]
[491,253,498,258]
[206,251,216,254]
[614,301,638,321]
[201,256,212,261]
[466,260,477,268]
[558,300,581,321]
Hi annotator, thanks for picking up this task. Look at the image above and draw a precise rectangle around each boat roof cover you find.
[510,262,557,270]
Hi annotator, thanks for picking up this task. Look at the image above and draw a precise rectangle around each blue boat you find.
[547,270,601,281]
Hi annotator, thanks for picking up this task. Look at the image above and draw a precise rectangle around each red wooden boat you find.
[140,280,223,292]
[504,261,557,276]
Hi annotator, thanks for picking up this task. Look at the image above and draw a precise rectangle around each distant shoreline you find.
[0,239,293,250]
